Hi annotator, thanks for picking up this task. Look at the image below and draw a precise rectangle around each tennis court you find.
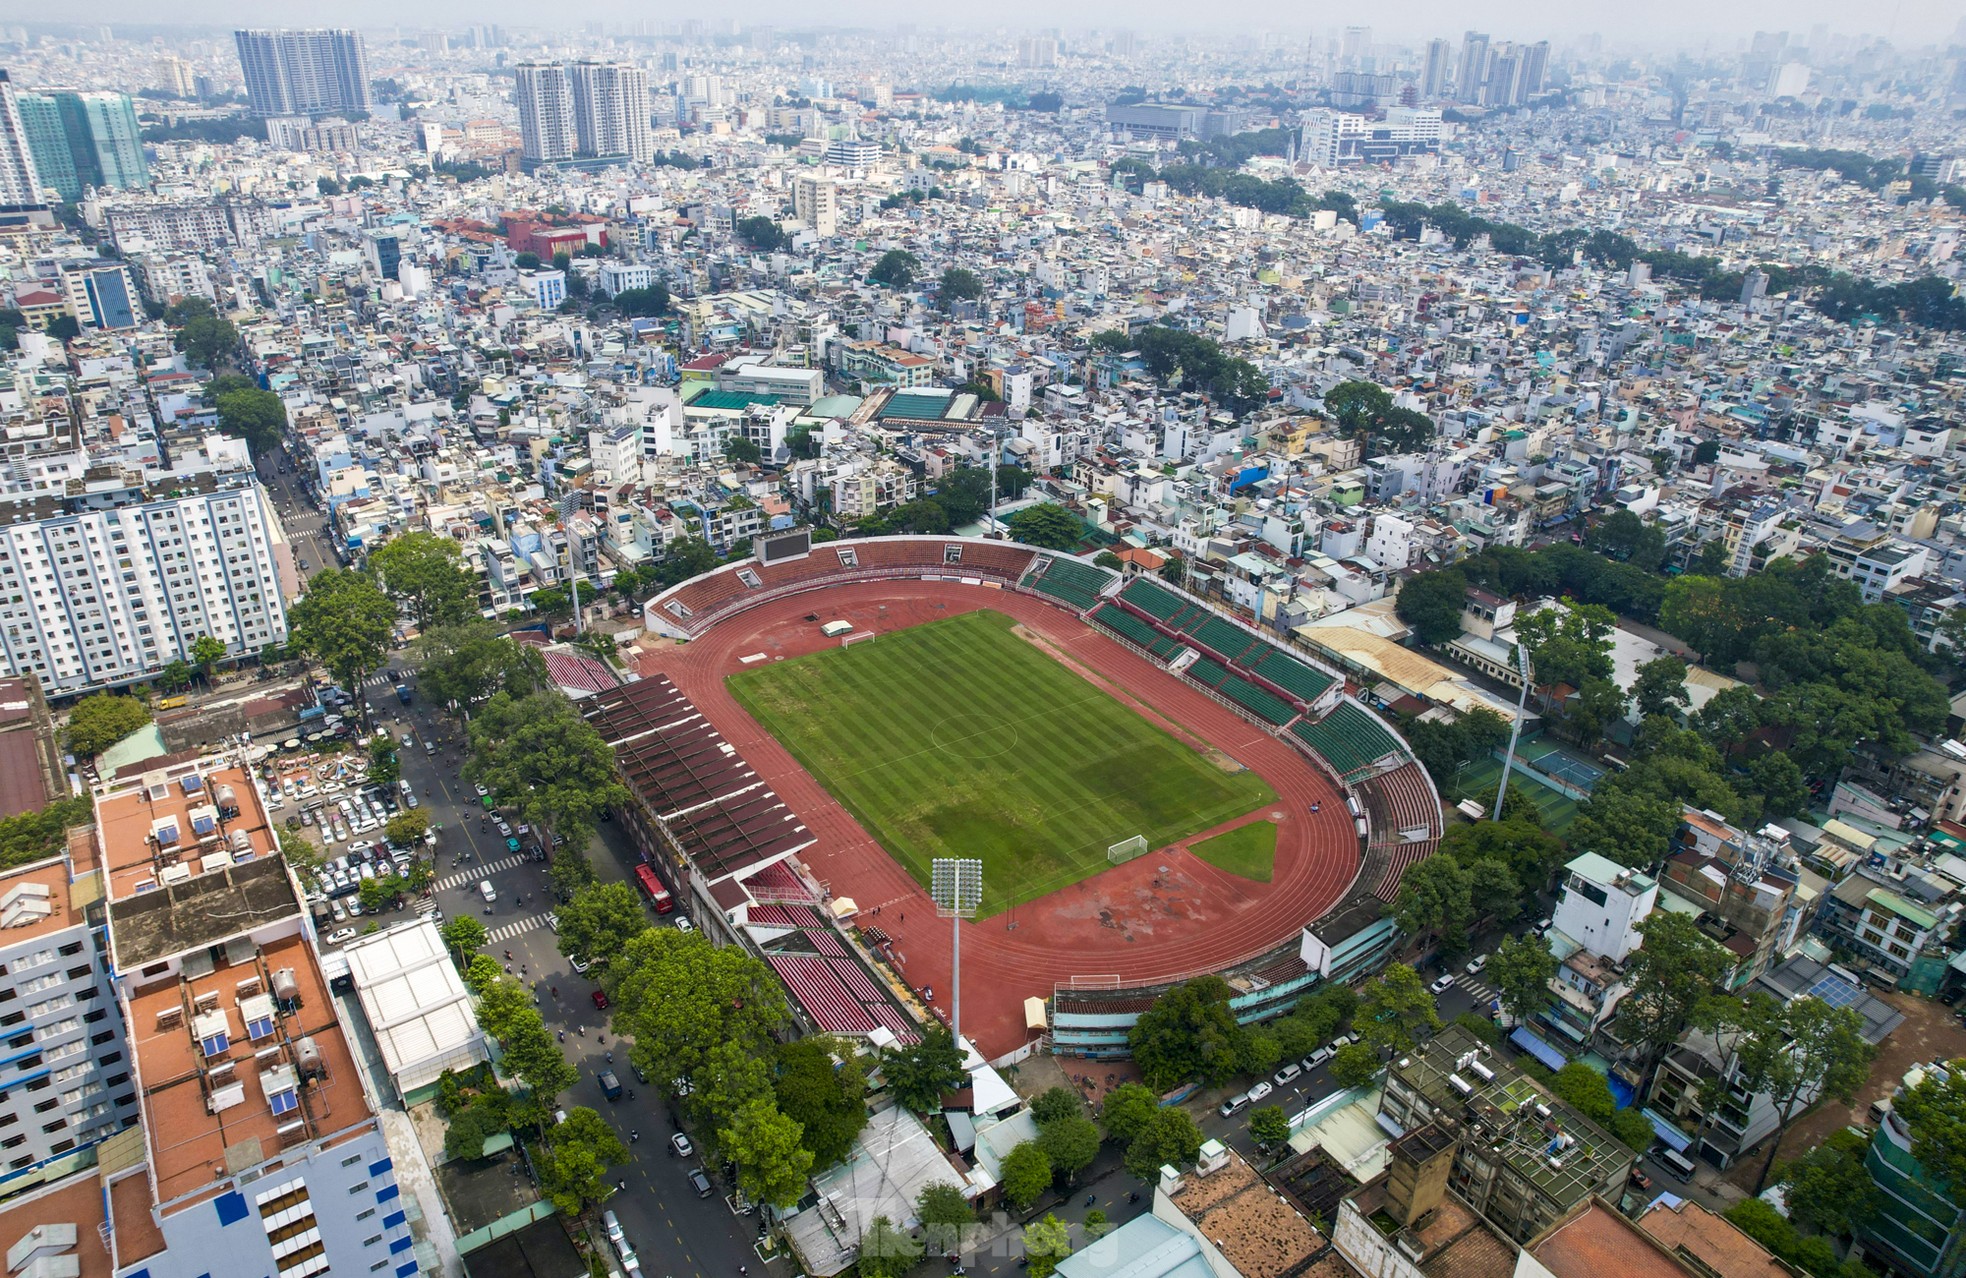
[1517,738,1606,792]
[1446,756,1580,832]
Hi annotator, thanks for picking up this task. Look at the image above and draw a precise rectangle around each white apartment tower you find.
[514,62,576,163]
[568,61,653,162]
[0,476,289,696]
[794,175,837,237]
[0,72,44,206]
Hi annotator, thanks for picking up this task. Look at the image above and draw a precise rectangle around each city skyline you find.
[0,5,1959,47]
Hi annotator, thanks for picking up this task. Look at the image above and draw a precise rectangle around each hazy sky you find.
[3,0,1962,47]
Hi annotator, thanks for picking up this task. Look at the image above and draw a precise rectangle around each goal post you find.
[1107,834,1148,865]
[842,631,876,649]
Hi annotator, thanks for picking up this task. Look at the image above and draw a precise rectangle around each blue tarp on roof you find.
[1510,1026,1568,1072]
[1643,1107,1696,1153]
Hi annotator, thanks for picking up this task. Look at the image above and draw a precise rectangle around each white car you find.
[1465,954,1489,976]
[1429,973,1456,994]
[571,955,591,974]
[325,927,357,945]
[1246,1081,1274,1103]
[674,916,694,933]
[474,782,490,797]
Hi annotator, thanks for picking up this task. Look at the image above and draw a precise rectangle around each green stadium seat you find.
[1291,702,1408,780]
[1020,556,1117,612]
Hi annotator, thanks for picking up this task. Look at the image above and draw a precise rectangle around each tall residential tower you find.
[233,29,371,116]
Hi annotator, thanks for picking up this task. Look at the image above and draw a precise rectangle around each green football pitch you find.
[727,609,1276,915]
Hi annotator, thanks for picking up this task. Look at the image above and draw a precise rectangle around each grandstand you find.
[1088,602,1185,661]
[1018,555,1118,611]
[1355,761,1445,901]
[645,536,1036,638]
[1290,701,1409,782]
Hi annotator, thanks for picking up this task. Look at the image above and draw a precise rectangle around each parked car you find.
[1273,1063,1303,1087]
[1304,1046,1334,1070]
[1465,954,1489,976]
[1429,973,1456,994]
[1247,1081,1274,1103]
[325,927,357,945]
[671,1132,694,1158]
[688,1168,713,1198]
[591,989,609,1010]
[571,955,591,974]
[674,916,694,933]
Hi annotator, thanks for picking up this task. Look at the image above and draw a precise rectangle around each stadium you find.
[594,533,1443,1064]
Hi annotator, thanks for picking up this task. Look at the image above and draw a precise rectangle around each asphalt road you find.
[256,453,337,582]
[371,672,765,1278]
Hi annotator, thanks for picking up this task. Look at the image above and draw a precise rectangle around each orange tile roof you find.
[1532,1201,1692,1278]
[0,1169,117,1277]
[1636,1199,1788,1278]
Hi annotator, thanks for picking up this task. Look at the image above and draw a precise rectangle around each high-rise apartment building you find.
[0,853,142,1200]
[58,261,140,330]
[568,61,653,163]
[1017,36,1058,68]
[514,63,576,164]
[794,175,837,237]
[16,90,145,202]
[0,71,45,207]
[156,55,197,99]
[0,461,288,696]
[1455,31,1491,105]
[1421,38,1454,98]
[233,29,371,117]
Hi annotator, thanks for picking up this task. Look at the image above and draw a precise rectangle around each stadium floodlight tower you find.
[1494,641,1533,818]
[930,858,983,1042]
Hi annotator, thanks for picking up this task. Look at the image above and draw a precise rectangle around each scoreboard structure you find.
[755,529,812,565]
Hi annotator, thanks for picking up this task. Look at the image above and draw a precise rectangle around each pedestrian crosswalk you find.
[435,854,526,892]
[487,914,545,944]
[1457,974,1498,1006]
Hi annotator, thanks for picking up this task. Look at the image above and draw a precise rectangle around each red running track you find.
[640,581,1360,1060]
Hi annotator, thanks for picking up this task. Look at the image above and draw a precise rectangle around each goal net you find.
[842,631,876,648]
[1107,834,1148,865]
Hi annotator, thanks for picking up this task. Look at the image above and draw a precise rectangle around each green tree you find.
[1614,912,1734,1088]
[158,659,193,691]
[65,693,152,756]
[1565,788,1682,869]
[883,1025,967,1112]
[1395,569,1469,646]
[368,532,479,630]
[719,1097,815,1208]
[1249,1105,1290,1147]
[415,620,550,715]
[938,266,984,305]
[440,915,487,960]
[1124,1107,1203,1181]
[1001,1140,1053,1208]
[1893,1058,1966,1202]
[1022,1214,1072,1278]
[1036,1113,1100,1183]
[1128,975,1246,1091]
[869,249,921,289]
[724,435,763,464]
[1328,1041,1381,1089]
[540,1106,629,1216]
[1742,752,1810,818]
[859,1215,923,1278]
[1030,1086,1084,1126]
[1354,963,1440,1060]
[465,691,628,846]
[555,882,649,967]
[917,1181,976,1255]
[736,215,788,252]
[173,312,238,368]
[288,569,397,702]
[1488,933,1557,1027]
[189,633,227,680]
[463,953,503,994]
[443,1102,502,1161]
[1746,998,1874,1192]
[501,1014,578,1105]
[1099,1083,1159,1143]
[1693,684,1763,750]
[1781,1128,1879,1237]
[1632,656,1691,719]
[530,587,571,619]
[367,736,401,786]
[357,875,397,913]
[1390,855,1475,952]
[774,1036,869,1169]
[612,284,670,316]
[609,929,787,1130]
[384,810,429,847]
[1006,503,1081,551]
[213,386,287,454]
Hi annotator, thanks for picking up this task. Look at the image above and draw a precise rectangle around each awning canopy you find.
[1510,1026,1568,1072]
[1024,997,1047,1031]
[1643,1107,1697,1153]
